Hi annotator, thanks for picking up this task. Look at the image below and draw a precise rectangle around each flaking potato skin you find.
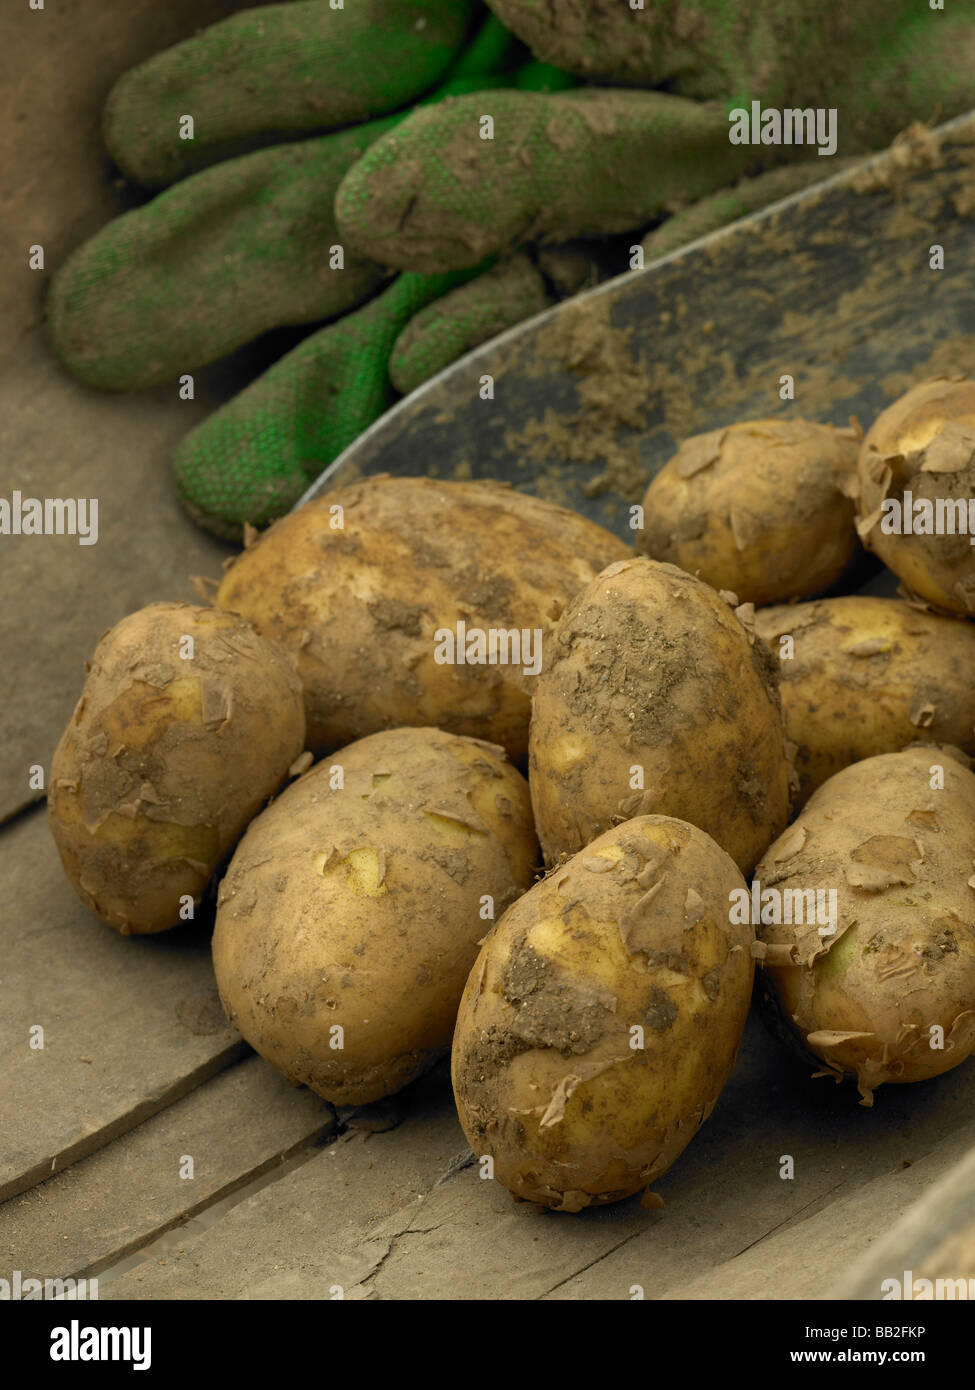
[754,596,975,804]
[215,475,629,758]
[755,746,975,1105]
[212,727,538,1106]
[636,417,860,604]
[855,377,975,614]
[451,815,753,1212]
[528,557,794,874]
[48,602,306,935]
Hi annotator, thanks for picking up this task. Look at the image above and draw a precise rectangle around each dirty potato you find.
[216,475,629,758]
[212,727,538,1106]
[754,746,975,1105]
[856,377,975,614]
[451,815,753,1211]
[635,417,860,604]
[528,557,794,874]
[48,602,305,934]
[754,596,975,803]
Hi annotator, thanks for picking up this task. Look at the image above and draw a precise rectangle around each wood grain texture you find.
[0,806,244,1202]
[1,1055,334,1280]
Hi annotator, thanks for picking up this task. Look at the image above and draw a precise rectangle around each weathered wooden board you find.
[101,1067,470,1300]
[0,1055,334,1280]
[651,1125,975,1301]
[837,1133,975,1298]
[0,806,244,1202]
[99,1018,975,1301]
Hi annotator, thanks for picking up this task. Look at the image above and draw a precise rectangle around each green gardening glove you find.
[167,52,587,540]
[388,251,552,396]
[46,9,582,542]
[48,117,399,393]
[103,0,480,186]
[335,87,755,273]
[172,267,485,537]
[48,5,513,393]
[483,0,949,113]
[335,0,975,274]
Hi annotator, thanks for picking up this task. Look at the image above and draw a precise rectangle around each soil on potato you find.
[551,573,780,758]
[500,936,616,1055]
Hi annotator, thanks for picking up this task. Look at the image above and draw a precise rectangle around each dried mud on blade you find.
[302,113,975,541]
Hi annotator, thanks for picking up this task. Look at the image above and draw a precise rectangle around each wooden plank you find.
[98,1018,975,1301]
[101,1066,471,1300]
[0,805,245,1201]
[0,1056,334,1280]
[655,1124,975,1301]
[836,1138,975,1298]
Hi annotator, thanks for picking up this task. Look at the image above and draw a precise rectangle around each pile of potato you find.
[48,379,975,1213]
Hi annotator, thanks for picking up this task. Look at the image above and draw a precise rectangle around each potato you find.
[48,601,305,935]
[215,475,628,758]
[635,417,860,604]
[451,815,753,1212]
[754,596,975,803]
[754,746,975,1105]
[212,727,538,1105]
[528,557,794,874]
[856,377,975,614]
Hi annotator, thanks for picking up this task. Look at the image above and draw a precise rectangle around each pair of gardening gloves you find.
[48,0,975,540]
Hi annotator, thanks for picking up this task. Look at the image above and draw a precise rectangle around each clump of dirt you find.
[850,122,943,197]
[501,937,615,1055]
[505,294,653,502]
